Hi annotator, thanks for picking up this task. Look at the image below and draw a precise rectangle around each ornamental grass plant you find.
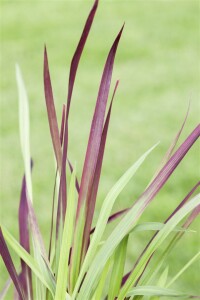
[0,0,200,299]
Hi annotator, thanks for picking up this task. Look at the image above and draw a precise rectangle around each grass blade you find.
[0,228,25,300]
[70,26,124,291]
[73,143,157,299]
[101,124,200,228]
[44,47,62,173]
[16,64,32,203]
[60,0,99,229]
[127,286,188,298]
[55,168,76,300]
[18,170,33,299]
[76,26,124,219]
[92,257,112,300]
[108,235,128,300]
[82,80,119,257]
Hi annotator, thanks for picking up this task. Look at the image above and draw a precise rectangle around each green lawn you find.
[0,0,199,298]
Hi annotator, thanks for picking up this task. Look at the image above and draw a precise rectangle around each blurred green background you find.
[0,0,199,298]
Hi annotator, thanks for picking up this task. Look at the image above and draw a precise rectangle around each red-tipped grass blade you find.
[59,0,99,222]
[82,80,119,257]
[76,25,124,219]
[69,25,124,289]
[44,46,62,174]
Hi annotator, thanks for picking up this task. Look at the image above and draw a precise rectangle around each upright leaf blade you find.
[60,0,99,224]
[76,26,124,218]
[55,169,76,300]
[16,64,32,203]
[44,47,62,173]
[82,80,119,257]
[108,235,128,300]
[70,25,124,290]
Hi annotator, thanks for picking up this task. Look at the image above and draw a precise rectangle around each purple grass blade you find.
[76,25,124,219]
[18,167,33,299]
[59,0,99,223]
[66,0,99,117]
[0,228,25,300]
[44,46,62,173]
[82,80,119,256]
[140,124,199,208]
[122,181,200,286]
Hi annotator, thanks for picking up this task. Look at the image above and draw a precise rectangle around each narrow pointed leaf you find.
[44,47,62,173]
[60,0,99,228]
[66,0,99,115]
[16,64,32,203]
[70,25,124,290]
[82,80,119,256]
[76,26,124,218]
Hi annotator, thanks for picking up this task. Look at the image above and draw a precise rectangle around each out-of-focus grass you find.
[0,0,199,297]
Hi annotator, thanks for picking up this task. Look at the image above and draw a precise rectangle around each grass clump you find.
[0,1,199,299]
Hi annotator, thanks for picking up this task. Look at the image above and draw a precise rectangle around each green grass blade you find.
[16,64,32,203]
[132,222,194,234]
[108,235,128,300]
[55,168,76,300]
[92,257,112,300]
[126,286,187,298]
[69,204,85,293]
[1,226,55,297]
[74,143,158,299]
